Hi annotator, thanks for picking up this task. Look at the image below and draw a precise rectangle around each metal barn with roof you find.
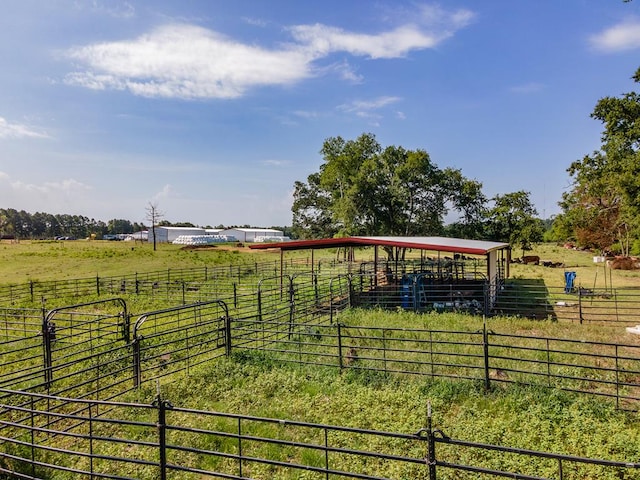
[250,236,511,313]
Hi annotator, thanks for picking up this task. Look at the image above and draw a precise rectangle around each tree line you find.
[0,209,146,240]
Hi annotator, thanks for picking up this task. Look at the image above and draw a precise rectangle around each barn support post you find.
[374,246,379,287]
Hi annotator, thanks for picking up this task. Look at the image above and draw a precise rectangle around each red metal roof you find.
[249,236,509,256]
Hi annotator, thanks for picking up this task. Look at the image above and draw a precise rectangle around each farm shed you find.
[250,236,511,309]
[221,227,284,243]
[148,226,206,244]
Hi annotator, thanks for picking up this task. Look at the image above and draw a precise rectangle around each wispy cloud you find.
[590,18,640,52]
[63,5,474,100]
[242,17,268,27]
[9,178,91,194]
[74,0,135,19]
[0,117,49,139]
[510,82,545,94]
[260,159,289,167]
[337,96,402,126]
[152,184,178,201]
[338,96,402,117]
[290,5,474,59]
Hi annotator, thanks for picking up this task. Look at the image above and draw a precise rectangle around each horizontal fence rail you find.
[0,389,638,480]
[232,320,640,411]
[2,261,640,478]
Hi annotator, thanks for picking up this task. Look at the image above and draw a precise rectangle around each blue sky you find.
[1,1,639,228]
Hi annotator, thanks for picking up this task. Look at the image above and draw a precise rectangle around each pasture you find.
[1,240,640,479]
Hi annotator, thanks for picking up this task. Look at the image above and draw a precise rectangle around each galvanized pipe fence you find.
[0,388,638,480]
[1,269,640,478]
[1,274,640,410]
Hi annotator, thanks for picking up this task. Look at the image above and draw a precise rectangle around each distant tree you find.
[291,173,339,239]
[107,219,135,234]
[145,202,164,251]
[270,225,295,239]
[486,191,544,257]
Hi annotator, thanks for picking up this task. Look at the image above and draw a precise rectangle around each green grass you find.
[116,353,640,479]
[0,240,285,283]
[2,241,640,478]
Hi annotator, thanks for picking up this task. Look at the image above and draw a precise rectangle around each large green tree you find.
[555,67,640,254]
[486,191,544,257]
[291,133,487,243]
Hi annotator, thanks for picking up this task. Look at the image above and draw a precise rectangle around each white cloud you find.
[289,24,439,59]
[290,5,474,59]
[0,176,93,216]
[64,24,315,99]
[63,5,474,100]
[10,178,91,194]
[338,96,402,116]
[0,117,49,139]
[152,184,179,201]
[590,19,640,52]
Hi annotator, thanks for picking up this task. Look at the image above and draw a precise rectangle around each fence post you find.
[154,393,172,480]
[483,282,490,317]
[30,280,34,303]
[482,319,491,391]
[96,275,100,296]
[225,314,232,357]
[427,402,437,480]
[578,288,583,324]
[42,317,54,389]
[122,312,131,344]
[132,337,141,388]
[416,402,437,480]
[615,345,620,410]
[288,277,295,340]
[337,323,344,369]
[233,283,237,309]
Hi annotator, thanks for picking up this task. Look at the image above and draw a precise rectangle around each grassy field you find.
[4,239,640,289]
[0,239,285,282]
[1,241,640,478]
[146,352,640,479]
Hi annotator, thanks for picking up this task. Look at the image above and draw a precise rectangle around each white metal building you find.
[220,228,284,243]
[148,226,207,244]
